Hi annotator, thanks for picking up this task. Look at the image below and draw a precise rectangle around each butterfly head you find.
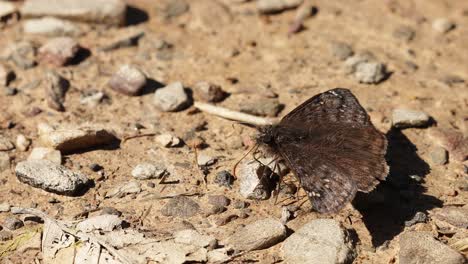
[256,125,276,145]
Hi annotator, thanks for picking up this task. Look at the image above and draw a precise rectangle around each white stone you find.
[23,17,80,36]
[153,82,190,112]
[392,109,430,128]
[174,229,217,248]
[76,214,123,232]
[16,134,31,152]
[155,133,181,148]
[28,147,62,164]
[131,163,166,180]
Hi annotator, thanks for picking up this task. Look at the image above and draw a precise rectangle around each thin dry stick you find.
[122,133,156,143]
[194,102,278,126]
[11,207,132,264]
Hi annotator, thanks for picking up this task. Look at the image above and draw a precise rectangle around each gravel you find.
[23,17,81,36]
[108,64,147,96]
[21,0,127,26]
[392,109,430,128]
[131,163,167,180]
[227,218,286,251]
[399,231,465,264]
[15,160,90,196]
[153,82,190,112]
[282,219,355,264]
[38,37,80,66]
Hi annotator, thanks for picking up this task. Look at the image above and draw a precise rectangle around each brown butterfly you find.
[257,88,389,213]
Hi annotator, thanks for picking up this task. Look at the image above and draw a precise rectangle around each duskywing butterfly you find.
[258,88,388,213]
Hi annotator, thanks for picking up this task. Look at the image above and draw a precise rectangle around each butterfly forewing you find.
[272,88,388,213]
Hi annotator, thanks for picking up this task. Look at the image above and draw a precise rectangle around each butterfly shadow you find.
[352,128,442,247]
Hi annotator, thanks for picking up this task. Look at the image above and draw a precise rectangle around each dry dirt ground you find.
[0,0,467,263]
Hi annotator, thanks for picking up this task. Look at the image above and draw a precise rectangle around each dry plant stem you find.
[11,207,133,264]
[194,102,278,126]
[122,133,156,143]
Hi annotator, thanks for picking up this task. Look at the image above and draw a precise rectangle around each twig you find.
[11,207,133,264]
[122,133,156,143]
[193,102,278,126]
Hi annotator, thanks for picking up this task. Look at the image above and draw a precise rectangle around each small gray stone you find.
[399,231,465,264]
[45,71,69,111]
[257,0,303,14]
[0,135,14,151]
[0,202,11,212]
[282,219,355,264]
[174,229,217,249]
[330,42,354,60]
[208,195,230,207]
[155,133,182,148]
[354,62,387,84]
[197,153,217,166]
[214,170,234,187]
[343,51,376,75]
[108,64,147,96]
[131,163,167,180]
[238,159,275,200]
[404,212,427,227]
[3,217,24,230]
[392,109,430,128]
[193,81,227,103]
[161,196,200,218]
[431,207,468,230]
[432,18,456,33]
[21,0,126,26]
[227,218,286,251]
[38,37,80,66]
[0,230,13,241]
[28,147,62,164]
[15,160,89,196]
[0,152,10,172]
[430,146,448,165]
[240,98,282,117]
[153,82,190,112]
[393,26,415,42]
[23,17,81,36]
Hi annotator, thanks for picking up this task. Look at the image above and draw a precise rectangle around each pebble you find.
[108,64,147,96]
[240,98,282,117]
[0,152,10,171]
[214,170,234,187]
[15,134,31,151]
[28,147,62,164]
[393,26,415,42]
[430,207,468,230]
[392,109,430,128]
[0,64,14,86]
[430,146,448,165]
[233,200,248,209]
[21,0,126,26]
[197,153,217,166]
[427,128,467,162]
[80,90,105,107]
[205,205,226,216]
[1,41,36,69]
[15,160,90,196]
[0,202,11,212]
[105,181,142,198]
[23,17,80,36]
[77,214,123,232]
[238,159,275,200]
[39,125,117,154]
[399,231,465,264]
[38,37,80,66]
[354,62,387,84]
[98,27,145,51]
[257,0,303,14]
[155,133,182,148]
[192,81,227,103]
[0,135,14,151]
[404,212,427,227]
[207,248,231,263]
[0,1,16,18]
[99,207,122,216]
[282,219,355,264]
[45,71,69,111]
[131,163,167,180]
[3,217,24,230]
[174,229,217,249]
[432,18,456,33]
[208,195,230,207]
[343,51,376,74]
[0,230,13,241]
[164,0,190,19]
[227,218,286,251]
[88,163,103,172]
[330,42,354,60]
[161,196,200,218]
[153,82,190,112]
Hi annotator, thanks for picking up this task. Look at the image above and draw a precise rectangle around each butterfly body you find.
[258,88,388,213]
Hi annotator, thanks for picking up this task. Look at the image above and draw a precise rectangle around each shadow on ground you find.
[353,128,442,247]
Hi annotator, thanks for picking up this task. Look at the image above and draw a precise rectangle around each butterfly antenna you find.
[232,143,259,178]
